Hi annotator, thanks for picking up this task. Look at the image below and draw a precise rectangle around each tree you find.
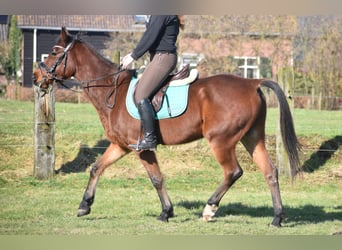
[0,15,22,83]
[103,31,149,69]
[293,16,342,109]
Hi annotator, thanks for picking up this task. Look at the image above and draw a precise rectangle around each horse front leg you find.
[138,150,174,222]
[77,143,128,217]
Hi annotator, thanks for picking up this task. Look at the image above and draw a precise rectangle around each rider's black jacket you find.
[131,15,179,60]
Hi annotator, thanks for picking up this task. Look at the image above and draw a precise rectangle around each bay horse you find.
[33,27,301,227]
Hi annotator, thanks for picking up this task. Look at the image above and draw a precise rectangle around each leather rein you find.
[37,39,125,108]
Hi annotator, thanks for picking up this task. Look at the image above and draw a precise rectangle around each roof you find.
[182,15,298,36]
[17,15,298,36]
[17,15,145,32]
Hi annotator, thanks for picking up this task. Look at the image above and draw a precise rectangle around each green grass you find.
[0,99,341,235]
[261,92,342,138]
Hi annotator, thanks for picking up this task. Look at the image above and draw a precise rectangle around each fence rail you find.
[5,85,342,110]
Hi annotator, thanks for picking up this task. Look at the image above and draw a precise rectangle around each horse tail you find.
[261,80,301,178]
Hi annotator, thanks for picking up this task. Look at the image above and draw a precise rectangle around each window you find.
[259,57,273,79]
[41,54,49,62]
[133,15,148,25]
[179,53,204,70]
[0,15,9,24]
[232,56,273,79]
[234,56,260,79]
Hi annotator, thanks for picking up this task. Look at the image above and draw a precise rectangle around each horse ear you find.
[61,26,68,40]
[59,26,73,46]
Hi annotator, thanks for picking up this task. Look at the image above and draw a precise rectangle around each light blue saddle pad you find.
[126,77,190,120]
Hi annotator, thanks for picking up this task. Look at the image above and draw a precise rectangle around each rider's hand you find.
[122,53,134,69]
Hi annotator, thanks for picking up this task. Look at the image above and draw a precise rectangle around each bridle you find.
[37,42,73,87]
[36,39,126,108]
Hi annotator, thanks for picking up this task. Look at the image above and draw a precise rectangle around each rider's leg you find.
[130,52,177,151]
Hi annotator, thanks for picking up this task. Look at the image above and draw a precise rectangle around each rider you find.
[122,15,184,151]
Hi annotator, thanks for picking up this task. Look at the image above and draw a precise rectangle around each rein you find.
[59,68,125,109]
[38,38,126,108]
[81,70,124,109]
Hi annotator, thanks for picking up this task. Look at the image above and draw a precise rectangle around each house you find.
[178,15,297,79]
[17,15,297,88]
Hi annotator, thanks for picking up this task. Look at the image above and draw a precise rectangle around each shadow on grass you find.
[302,135,342,173]
[177,200,342,226]
[56,139,110,174]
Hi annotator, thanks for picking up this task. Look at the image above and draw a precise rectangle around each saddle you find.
[135,64,193,112]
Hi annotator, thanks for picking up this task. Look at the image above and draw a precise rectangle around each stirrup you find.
[129,139,157,152]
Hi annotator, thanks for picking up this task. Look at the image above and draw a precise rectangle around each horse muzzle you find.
[32,70,51,89]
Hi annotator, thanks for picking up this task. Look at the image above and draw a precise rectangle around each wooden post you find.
[276,120,290,176]
[33,85,55,179]
[276,67,292,177]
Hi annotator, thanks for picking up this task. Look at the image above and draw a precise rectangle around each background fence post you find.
[276,67,294,177]
[33,85,55,179]
[112,50,120,65]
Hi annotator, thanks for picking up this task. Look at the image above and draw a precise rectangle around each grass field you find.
[0,99,341,235]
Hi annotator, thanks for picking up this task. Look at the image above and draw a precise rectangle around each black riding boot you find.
[129,98,157,151]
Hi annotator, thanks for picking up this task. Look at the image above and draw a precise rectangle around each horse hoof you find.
[202,215,214,222]
[270,217,283,227]
[77,208,91,217]
[202,204,218,222]
[157,216,168,222]
[157,210,173,222]
[270,222,282,228]
[157,213,169,222]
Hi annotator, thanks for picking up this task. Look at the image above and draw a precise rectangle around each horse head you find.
[33,27,76,89]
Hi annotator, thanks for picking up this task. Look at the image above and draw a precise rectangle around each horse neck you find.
[73,43,118,84]
[72,43,123,113]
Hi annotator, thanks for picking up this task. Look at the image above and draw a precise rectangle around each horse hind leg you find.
[203,141,243,221]
[241,132,285,227]
[77,143,128,217]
